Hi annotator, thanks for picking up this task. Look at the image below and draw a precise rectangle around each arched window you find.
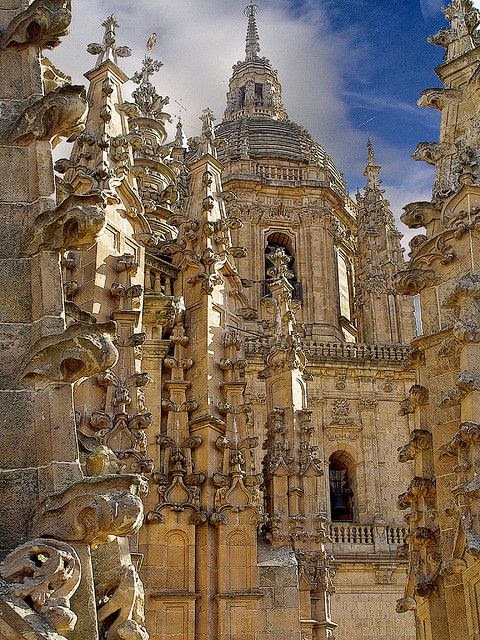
[329,451,355,522]
[336,249,354,321]
[264,232,302,300]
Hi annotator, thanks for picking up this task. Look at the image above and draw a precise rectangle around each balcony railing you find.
[328,522,407,555]
[244,338,410,365]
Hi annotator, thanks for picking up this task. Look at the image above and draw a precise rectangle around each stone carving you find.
[129,56,171,122]
[91,369,154,474]
[440,422,480,561]
[296,549,336,594]
[443,272,480,344]
[22,193,106,256]
[401,202,442,235]
[147,435,207,524]
[23,321,118,387]
[0,539,81,634]
[9,85,88,146]
[398,430,433,462]
[440,370,480,407]
[394,267,436,295]
[261,248,309,376]
[211,434,264,525]
[96,564,148,640]
[86,14,131,67]
[428,0,480,61]
[1,0,72,51]
[412,141,453,165]
[263,408,294,475]
[418,87,462,110]
[399,385,429,416]
[32,475,146,547]
[297,410,323,477]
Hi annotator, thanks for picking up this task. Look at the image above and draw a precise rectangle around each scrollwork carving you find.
[95,564,148,640]
[0,538,81,634]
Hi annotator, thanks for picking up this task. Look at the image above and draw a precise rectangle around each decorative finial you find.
[132,55,163,87]
[87,15,132,68]
[174,118,186,149]
[244,4,261,61]
[130,55,171,121]
[364,138,381,189]
[198,108,216,157]
[367,138,376,166]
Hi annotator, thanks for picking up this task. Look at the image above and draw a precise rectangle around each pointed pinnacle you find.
[174,118,185,148]
[367,138,376,166]
[364,139,381,189]
[244,4,261,61]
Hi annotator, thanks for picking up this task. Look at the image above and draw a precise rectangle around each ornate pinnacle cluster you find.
[245,4,261,61]
[87,15,132,68]
[428,0,480,62]
[131,55,170,120]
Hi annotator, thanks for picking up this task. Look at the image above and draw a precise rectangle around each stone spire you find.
[364,138,381,190]
[245,4,261,61]
[429,0,480,62]
[86,14,132,68]
[223,5,287,121]
[356,142,415,344]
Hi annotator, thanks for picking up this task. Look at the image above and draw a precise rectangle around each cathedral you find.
[0,1,479,640]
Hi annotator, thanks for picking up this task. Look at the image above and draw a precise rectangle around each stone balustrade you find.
[329,522,407,555]
[245,338,411,364]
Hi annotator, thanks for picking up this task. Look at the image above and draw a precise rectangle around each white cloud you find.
[50,1,445,246]
[51,0,367,172]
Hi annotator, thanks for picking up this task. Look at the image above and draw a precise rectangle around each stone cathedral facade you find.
[1,1,480,640]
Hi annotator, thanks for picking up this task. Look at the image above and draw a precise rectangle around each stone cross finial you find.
[130,55,170,120]
[244,4,261,61]
[87,15,132,68]
[132,55,163,87]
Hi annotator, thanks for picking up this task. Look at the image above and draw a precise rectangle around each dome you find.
[215,116,347,192]
[214,5,347,194]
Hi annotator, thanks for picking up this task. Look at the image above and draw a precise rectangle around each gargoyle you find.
[23,321,118,387]
[22,192,106,256]
[9,84,87,146]
[401,202,441,236]
[1,0,71,51]
[32,475,147,548]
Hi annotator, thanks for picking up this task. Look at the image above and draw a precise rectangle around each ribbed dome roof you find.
[215,116,346,189]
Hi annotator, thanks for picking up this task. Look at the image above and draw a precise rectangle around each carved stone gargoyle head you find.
[32,474,147,548]
[1,0,72,51]
[23,321,118,387]
[22,193,106,257]
[401,202,441,230]
[9,84,87,147]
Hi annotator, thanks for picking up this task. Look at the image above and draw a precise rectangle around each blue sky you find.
[51,0,469,239]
